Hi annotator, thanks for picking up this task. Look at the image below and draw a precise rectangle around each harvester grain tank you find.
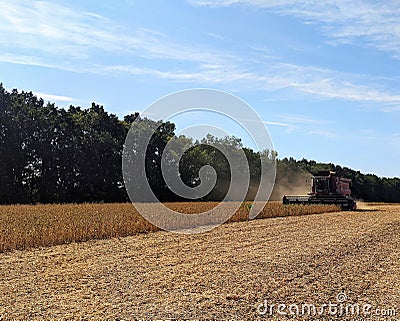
[282,171,357,210]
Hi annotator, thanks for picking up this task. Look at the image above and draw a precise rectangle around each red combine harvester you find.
[282,171,357,210]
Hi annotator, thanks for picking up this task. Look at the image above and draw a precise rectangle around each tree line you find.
[0,84,399,204]
[0,84,270,204]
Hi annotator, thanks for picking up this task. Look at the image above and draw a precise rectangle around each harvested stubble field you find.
[0,203,399,320]
[0,202,339,252]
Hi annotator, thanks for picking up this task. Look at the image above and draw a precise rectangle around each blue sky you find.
[1,0,400,177]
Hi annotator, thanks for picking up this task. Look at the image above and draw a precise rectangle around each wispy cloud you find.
[204,32,225,41]
[262,120,290,127]
[0,0,233,65]
[0,54,83,73]
[262,113,334,136]
[99,63,256,84]
[32,92,76,103]
[2,0,400,110]
[274,113,331,125]
[188,0,400,59]
[307,130,336,139]
[97,62,400,106]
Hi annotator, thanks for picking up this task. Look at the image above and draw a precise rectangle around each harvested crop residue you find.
[0,203,398,319]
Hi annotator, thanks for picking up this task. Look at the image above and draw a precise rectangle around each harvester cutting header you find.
[283,171,357,210]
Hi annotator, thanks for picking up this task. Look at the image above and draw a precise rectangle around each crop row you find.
[0,202,340,252]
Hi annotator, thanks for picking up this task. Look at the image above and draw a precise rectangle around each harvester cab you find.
[311,171,352,197]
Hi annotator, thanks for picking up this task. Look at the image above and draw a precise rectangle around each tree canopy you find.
[0,84,398,204]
